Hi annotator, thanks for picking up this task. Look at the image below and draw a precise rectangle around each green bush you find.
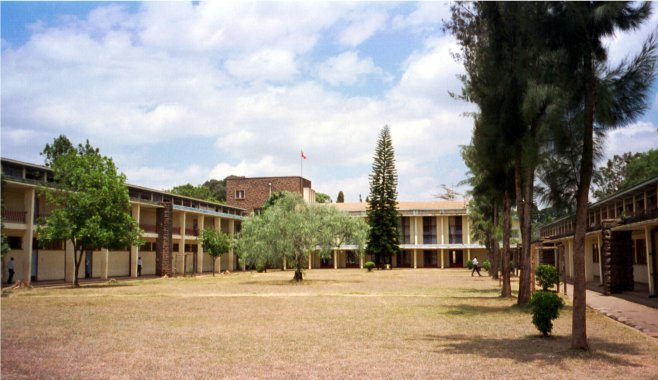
[364,261,375,272]
[535,264,559,291]
[482,260,491,271]
[466,259,474,270]
[530,291,565,336]
[255,263,265,273]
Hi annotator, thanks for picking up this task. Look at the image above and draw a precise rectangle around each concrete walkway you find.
[563,283,658,339]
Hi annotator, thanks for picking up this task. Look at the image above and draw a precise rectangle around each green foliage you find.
[482,260,491,271]
[255,263,265,273]
[236,192,368,281]
[364,261,375,272]
[37,136,143,287]
[366,126,400,267]
[199,228,232,276]
[336,191,345,203]
[170,183,219,202]
[530,291,565,336]
[622,149,658,188]
[594,149,658,200]
[535,264,559,291]
[263,191,287,211]
[41,134,75,167]
[203,178,227,202]
[315,192,332,203]
[466,260,474,270]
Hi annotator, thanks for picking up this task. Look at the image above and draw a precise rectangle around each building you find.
[536,175,658,297]
[1,157,246,285]
[319,201,491,269]
[226,176,316,214]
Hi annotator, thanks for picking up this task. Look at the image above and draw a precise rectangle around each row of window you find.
[400,216,463,244]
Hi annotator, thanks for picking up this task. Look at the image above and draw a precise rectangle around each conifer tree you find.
[336,191,345,203]
[366,126,400,268]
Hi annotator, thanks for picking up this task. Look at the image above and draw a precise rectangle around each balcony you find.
[185,228,199,237]
[140,223,157,234]
[2,210,26,224]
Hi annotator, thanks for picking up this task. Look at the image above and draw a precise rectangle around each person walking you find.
[471,257,482,277]
[138,257,142,276]
[7,257,15,284]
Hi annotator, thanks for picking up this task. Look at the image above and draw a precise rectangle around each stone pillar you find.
[130,204,140,278]
[645,226,656,296]
[601,220,614,295]
[100,248,109,280]
[156,202,173,276]
[178,212,186,275]
[228,220,235,271]
[197,216,205,274]
[23,188,35,285]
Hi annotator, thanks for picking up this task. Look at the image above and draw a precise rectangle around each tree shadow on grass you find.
[239,279,364,286]
[411,334,642,367]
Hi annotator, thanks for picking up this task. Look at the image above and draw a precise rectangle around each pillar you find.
[360,255,363,269]
[228,219,236,271]
[283,257,287,271]
[65,240,76,283]
[467,248,471,262]
[309,252,312,270]
[130,204,140,278]
[100,248,109,280]
[601,220,614,295]
[646,226,656,296]
[597,233,603,285]
[155,201,173,276]
[197,216,205,274]
[334,251,338,269]
[440,249,445,269]
[23,188,35,284]
[413,249,417,269]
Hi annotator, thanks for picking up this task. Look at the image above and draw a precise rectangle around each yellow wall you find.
[140,251,156,276]
[37,250,65,281]
[108,251,130,277]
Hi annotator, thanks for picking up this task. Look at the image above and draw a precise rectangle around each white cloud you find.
[603,121,658,159]
[225,49,298,82]
[604,9,658,67]
[392,2,451,33]
[338,9,388,47]
[317,51,387,86]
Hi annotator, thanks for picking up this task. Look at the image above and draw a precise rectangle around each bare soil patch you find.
[2,269,657,379]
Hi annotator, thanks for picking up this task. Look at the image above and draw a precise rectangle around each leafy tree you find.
[366,126,400,269]
[37,137,143,287]
[199,228,232,276]
[620,148,658,189]
[435,184,460,201]
[530,291,565,337]
[237,192,368,281]
[203,178,227,202]
[545,2,656,350]
[336,191,345,203]
[535,264,559,291]
[315,192,332,203]
[592,152,640,200]
[170,183,218,202]
[41,134,75,166]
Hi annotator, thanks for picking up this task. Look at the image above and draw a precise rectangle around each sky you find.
[2,2,657,203]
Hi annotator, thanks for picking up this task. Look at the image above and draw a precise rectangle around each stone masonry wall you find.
[156,202,173,276]
[226,177,311,213]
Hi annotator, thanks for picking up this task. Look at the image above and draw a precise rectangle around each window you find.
[253,208,263,215]
[36,238,64,250]
[173,244,179,252]
[423,217,437,244]
[592,243,599,263]
[7,236,22,250]
[400,217,411,244]
[235,190,245,199]
[140,242,156,251]
[449,216,462,244]
[634,239,647,265]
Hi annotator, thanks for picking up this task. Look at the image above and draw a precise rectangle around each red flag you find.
[301,150,307,160]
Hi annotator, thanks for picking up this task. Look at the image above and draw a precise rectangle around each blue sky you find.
[2,2,657,202]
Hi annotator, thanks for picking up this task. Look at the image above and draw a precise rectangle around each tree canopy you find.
[199,228,232,276]
[593,149,658,200]
[236,192,368,281]
[315,192,332,203]
[37,136,143,287]
[366,126,400,268]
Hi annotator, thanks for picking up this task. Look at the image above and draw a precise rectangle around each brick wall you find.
[156,202,173,276]
[226,177,312,213]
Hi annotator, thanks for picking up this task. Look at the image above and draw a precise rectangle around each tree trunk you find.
[294,268,303,282]
[491,200,500,280]
[517,158,535,305]
[571,47,595,351]
[501,190,512,297]
[73,245,83,288]
[212,258,216,277]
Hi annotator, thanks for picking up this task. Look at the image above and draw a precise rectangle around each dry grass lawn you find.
[2,269,657,379]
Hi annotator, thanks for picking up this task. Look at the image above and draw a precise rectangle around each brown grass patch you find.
[2,269,657,379]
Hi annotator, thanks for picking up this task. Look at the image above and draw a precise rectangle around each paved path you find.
[563,283,658,339]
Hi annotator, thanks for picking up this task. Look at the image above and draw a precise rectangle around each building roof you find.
[331,201,468,213]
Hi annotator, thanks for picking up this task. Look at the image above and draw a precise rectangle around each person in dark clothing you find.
[471,257,482,277]
[7,257,15,284]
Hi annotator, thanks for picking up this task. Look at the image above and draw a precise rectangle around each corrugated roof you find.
[330,201,468,212]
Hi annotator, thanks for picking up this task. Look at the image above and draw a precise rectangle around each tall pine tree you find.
[366,126,400,268]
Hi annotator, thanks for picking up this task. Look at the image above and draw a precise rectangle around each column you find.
[214,217,222,273]
[440,249,445,269]
[601,220,614,295]
[467,249,471,262]
[334,251,338,269]
[597,233,603,285]
[65,240,76,283]
[178,212,186,275]
[309,252,312,270]
[360,255,363,269]
[283,257,287,271]
[23,188,35,285]
[228,219,236,271]
[645,225,656,296]
[413,249,417,269]
[197,216,204,274]
[100,248,109,280]
[130,204,140,278]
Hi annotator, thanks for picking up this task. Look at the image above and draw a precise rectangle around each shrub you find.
[256,263,265,273]
[364,261,375,272]
[530,291,565,336]
[535,264,559,291]
[466,259,474,270]
[482,260,491,271]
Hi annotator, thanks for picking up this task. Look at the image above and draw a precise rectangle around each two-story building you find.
[1,157,246,285]
[226,176,316,214]
[536,175,658,297]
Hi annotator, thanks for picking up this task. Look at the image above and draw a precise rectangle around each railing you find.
[172,227,181,235]
[185,228,199,236]
[2,210,26,224]
[140,223,157,233]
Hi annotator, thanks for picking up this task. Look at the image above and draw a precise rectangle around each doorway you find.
[85,251,93,278]
[32,249,38,281]
[449,250,463,268]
